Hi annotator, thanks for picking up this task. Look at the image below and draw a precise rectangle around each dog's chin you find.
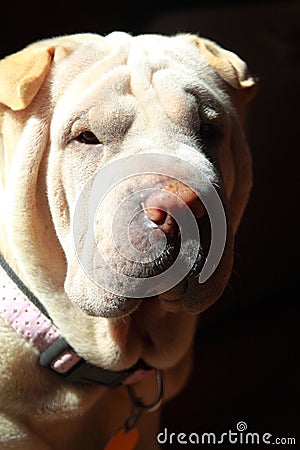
[65,279,142,318]
[65,249,206,319]
[67,281,189,319]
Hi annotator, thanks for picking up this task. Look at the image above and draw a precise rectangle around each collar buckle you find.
[40,337,152,387]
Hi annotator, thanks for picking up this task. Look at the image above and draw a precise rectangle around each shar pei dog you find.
[0,32,256,449]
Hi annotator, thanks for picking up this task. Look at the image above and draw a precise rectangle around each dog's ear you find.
[194,37,257,122]
[196,37,256,93]
[0,34,97,111]
[0,45,56,111]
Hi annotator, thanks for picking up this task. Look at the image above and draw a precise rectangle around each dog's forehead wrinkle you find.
[51,35,232,146]
[52,32,218,102]
[124,43,225,134]
[52,42,130,103]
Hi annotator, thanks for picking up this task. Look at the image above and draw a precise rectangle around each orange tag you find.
[104,427,139,450]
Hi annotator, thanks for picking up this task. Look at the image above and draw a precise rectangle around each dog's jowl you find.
[0,32,256,449]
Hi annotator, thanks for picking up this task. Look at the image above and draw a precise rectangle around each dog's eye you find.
[75,131,101,145]
[199,122,219,140]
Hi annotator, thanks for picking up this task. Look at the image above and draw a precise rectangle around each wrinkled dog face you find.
[0,32,255,331]
[42,32,254,319]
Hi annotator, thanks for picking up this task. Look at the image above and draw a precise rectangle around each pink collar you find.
[0,256,152,386]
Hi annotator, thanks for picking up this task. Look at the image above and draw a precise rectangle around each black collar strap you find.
[0,254,152,387]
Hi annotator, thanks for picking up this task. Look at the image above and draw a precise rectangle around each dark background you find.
[1,1,299,448]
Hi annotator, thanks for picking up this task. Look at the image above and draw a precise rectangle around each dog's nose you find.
[144,181,205,236]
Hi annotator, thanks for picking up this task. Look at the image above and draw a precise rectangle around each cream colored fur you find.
[0,32,255,449]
